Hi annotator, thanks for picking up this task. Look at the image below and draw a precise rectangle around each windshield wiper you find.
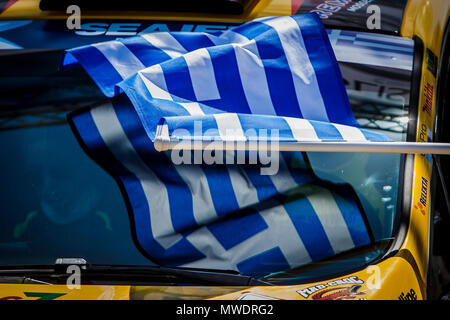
[85,265,269,286]
[0,259,270,287]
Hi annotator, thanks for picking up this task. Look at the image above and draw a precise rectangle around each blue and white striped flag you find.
[63,14,387,277]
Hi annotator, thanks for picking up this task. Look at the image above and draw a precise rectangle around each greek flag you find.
[62,14,386,277]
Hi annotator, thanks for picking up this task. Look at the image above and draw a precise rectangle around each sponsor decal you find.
[425,48,438,78]
[347,0,375,12]
[0,296,22,300]
[307,0,354,19]
[295,0,408,34]
[414,177,428,215]
[0,292,66,300]
[311,285,365,300]
[297,276,366,300]
[0,20,238,50]
[398,289,417,300]
[295,0,376,19]
[422,82,434,116]
[75,22,234,36]
[418,123,432,163]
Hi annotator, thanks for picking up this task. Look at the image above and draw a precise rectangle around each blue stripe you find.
[360,128,391,142]
[337,38,414,57]
[237,113,292,139]
[181,114,242,215]
[235,21,304,118]
[337,39,412,59]
[124,36,173,67]
[283,194,334,261]
[160,57,197,102]
[0,36,22,49]
[201,164,241,216]
[70,109,157,255]
[205,45,252,113]
[237,247,290,278]
[170,33,216,52]
[117,74,195,137]
[112,97,197,234]
[207,209,268,250]
[353,39,414,53]
[257,36,304,118]
[333,190,371,246]
[353,32,414,48]
[232,20,271,40]
[240,165,279,201]
[67,45,124,97]
[309,121,344,141]
[163,115,221,139]
[294,14,357,127]
[281,152,315,186]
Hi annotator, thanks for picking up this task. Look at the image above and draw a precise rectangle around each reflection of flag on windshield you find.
[62,14,386,277]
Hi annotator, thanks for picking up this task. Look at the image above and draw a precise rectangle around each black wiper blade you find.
[0,262,270,286]
[84,264,270,286]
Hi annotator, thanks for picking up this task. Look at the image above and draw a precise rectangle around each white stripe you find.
[213,113,259,208]
[283,117,320,141]
[0,37,22,49]
[328,29,340,47]
[182,227,235,270]
[139,65,172,100]
[204,33,231,46]
[184,48,221,101]
[333,123,367,141]
[141,32,187,58]
[263,17,329,122]
[178,102,205,116]
[90,102,182,249]
[269,155,298,194]
[233,41,277,115]
[331,45,413,71]
[213,113,247,141]
[258,201,311,267]
[93,41,145,79]
[219,30,250,44]
[353,39,413,53]
[306,188,355,254]
[227,166,259,208]
[217,114,303,198]
[356,33,414,47]
[251,16,277,23]
[173,165,218,225]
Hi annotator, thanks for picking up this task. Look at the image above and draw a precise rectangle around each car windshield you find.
[0,28,414,283]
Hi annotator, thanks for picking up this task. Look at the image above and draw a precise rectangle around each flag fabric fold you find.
[154,113,389,147]
[63,13,383,277]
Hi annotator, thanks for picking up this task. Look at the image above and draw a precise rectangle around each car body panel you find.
[398,0,450,290]
[0,283,130,300]
[0,256,423,300]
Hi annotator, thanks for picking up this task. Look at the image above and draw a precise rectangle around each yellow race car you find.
[0,0,449,301]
